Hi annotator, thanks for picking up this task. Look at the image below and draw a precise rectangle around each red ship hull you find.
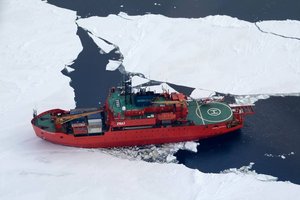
[32,109,243,148]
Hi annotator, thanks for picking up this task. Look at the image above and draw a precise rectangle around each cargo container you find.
[71,123,87,135]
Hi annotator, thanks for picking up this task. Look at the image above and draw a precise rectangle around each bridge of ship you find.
[107,90,168,118]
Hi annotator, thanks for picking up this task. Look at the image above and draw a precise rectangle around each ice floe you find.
[77,13,300,95]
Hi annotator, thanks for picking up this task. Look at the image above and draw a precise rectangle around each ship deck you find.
[108,91,162,118]
[34,113,56,132]
[108,92,138,116]
[186,101,233,125]
[108,91,233,125]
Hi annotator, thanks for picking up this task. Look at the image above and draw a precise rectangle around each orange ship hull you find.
[31,109,243,148]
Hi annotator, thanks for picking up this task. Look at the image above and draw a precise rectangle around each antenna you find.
[33,109,37,118]
[124,74,132,104]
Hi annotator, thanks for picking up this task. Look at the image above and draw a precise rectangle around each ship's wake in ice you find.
[97,141,199,163]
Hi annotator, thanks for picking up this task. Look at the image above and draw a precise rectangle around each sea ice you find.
[87,32,116,53]
[106,60,122,71]
[1,1,300,199]
[257,20,300,39]
[77,14,300,95]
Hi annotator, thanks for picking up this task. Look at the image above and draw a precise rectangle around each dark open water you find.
[48,0,300,183]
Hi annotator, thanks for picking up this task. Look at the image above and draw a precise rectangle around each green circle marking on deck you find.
[195,102,233,124]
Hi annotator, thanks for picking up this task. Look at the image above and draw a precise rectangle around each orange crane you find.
[55,109,103,125]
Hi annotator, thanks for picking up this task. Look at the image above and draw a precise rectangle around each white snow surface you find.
[257,20,300,39]
[87,32,115,53]
[106,59,122,71]
[1,1,300,199]
[77,13,300,95]
[131,75,150,87]
[190,88,216,99]
[65,66,75,73]
[183,141,199,153]
[142,82,177,94]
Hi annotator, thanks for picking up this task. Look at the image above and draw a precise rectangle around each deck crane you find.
[54,109,103,125]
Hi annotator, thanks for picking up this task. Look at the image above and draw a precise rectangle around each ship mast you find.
[124,74,132,105]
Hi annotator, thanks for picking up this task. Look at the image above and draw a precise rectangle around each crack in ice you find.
[255,22,300,41]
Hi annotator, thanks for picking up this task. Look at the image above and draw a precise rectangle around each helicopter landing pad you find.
[187,101,233,125]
